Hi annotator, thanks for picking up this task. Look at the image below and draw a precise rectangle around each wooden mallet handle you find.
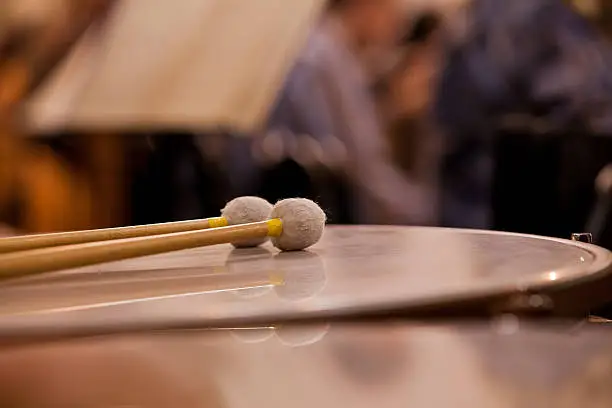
[0,217,229,254]
[0,220,282,281]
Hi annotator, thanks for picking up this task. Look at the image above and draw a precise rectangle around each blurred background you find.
[3,0,612,247]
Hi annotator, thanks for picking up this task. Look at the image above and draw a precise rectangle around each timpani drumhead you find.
[0,226,611,334]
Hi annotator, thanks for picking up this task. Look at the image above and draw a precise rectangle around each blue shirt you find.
[268,19,437,225]
[434,0,612,228]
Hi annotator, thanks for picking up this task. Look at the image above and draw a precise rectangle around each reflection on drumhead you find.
[272,251,327,301]
[274,323,330,347]
[229,327,276,344]
[224,248,327,302]
[228,324,330,347]
[323,227,475,299]
[225,247,275,299]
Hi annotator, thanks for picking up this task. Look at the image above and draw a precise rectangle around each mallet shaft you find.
[0,217,228,254]
[0,220,282,281]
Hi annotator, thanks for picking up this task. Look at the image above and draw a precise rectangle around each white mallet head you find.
[270,198,326,251]
[221,196,273,248]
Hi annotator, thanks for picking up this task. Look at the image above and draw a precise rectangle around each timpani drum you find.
[0,226,610,340]
[0,226,611,406]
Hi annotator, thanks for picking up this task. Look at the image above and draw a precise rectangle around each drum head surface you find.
[0,226,610,330]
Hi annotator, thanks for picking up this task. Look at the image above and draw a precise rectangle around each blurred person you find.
[433,0,612,229]
[377,12,445,225]
[267,0,436,225]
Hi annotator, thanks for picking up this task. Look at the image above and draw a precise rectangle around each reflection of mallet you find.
[272,251,327,301]
[0,196,272,253]
[0,198,326,281]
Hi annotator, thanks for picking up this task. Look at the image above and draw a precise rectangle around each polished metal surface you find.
[0,226,610,338]
[0,321,612,407]
[572,233,594,244]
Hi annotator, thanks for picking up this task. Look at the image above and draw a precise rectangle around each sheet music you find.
[25,0,325,134]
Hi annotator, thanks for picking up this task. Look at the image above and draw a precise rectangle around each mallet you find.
[0,196,273,254]
[0,198,326,281]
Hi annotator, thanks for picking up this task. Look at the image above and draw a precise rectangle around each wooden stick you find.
[0,217,228,254]
[0,220,281,281]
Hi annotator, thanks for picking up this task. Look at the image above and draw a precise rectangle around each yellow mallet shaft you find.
[0,217,229,254]
[0,220,283,281]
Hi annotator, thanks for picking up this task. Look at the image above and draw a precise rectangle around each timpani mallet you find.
[0,196,273,254]
[0,198,326,281]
